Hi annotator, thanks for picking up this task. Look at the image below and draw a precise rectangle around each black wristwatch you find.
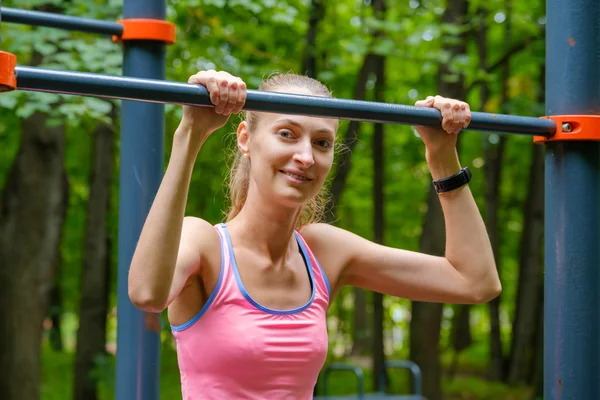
[432,167,472,193]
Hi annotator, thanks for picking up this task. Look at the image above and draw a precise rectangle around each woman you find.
[128,70,501,399]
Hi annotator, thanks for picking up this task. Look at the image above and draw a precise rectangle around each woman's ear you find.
[237,121,250,156]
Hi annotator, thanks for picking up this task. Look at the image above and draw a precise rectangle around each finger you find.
[459,103,466,125]
[431,96,451,132]
[440,101,454,132]
[233,79,247,114]
[187,69,211,84]
[463,103,472,128]
[451,102,462,130]
[223,80,238,115]
[226,77,247,114]
[216,72,237,115]
[215,76,230,114]
[202,73,220,108]
[415,96,435,107]
[449,102,466,134]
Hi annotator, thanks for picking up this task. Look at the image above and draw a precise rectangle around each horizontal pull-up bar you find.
[12,65,556,136]
[1,7,124,36]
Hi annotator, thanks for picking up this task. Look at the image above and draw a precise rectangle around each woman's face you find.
[239,89,339,209]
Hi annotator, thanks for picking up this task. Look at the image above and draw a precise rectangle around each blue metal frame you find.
[0,7,123,36]
[384,361,422,397]
[13,66,556,136]
[544,0,600,399]
[316,361,422,400]
[113,1,166,400]
[321,363,365,399]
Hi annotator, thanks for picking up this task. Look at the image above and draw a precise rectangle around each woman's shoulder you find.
[182,216,221,243]
[298,222,352,245]
[181,216,222,272]
[298,223,352,289]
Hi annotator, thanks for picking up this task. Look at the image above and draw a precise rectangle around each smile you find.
[280,170,312,182]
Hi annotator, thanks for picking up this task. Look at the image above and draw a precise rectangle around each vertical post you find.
[545,0,600,399]
[115,1,166,399]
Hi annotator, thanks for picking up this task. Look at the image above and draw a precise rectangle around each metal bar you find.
[0,7,123,36]
[113,1,165,400]
[544,0,600,399]
[12,65,556,136]
[385,360,422,396]
[322,363,365,399]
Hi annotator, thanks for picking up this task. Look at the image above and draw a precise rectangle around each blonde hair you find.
[226,73,334,229]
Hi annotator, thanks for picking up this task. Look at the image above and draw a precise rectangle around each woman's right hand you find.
[179,70,247,142]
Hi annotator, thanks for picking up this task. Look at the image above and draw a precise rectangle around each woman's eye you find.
[315,139,332,148]
[278,130,293,138]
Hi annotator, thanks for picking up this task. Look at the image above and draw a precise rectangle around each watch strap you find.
[432,167,472,193]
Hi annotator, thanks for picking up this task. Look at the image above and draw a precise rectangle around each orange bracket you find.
[534,115,600,144]
[112,19,176,44]
[0,51,17,93]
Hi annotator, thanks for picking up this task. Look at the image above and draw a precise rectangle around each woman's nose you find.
[293,141,315,166]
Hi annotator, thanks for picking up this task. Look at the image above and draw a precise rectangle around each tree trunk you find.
[73,107,117,400]
[0,109,69,400]
[351,288,370,355]
[301,0,324,78]
[48,252,64,352]
[409,1,468,399]
[507,130,545,386]
[325,54,376,218]
[371,0,387,386]
[448,304,472,379]
[0,5,70,394]
[506,63,545,385]
[486,0,514,381]
[485,130,506,381]
[300,5,326,396]
[409,188,445,400]
[327,51,376,358]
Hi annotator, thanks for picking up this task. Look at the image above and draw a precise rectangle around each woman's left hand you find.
[414,95,471,154]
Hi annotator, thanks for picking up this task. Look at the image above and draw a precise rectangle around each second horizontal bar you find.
[1,7,123,36]
[12,66,556,136]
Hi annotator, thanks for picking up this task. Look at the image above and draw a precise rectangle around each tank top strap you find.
[211,223,243,304]
[294,230,331,306]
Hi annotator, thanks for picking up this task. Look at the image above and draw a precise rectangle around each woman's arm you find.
[305,217,500,304]
[128,70,246,312]
[303,96,500,304]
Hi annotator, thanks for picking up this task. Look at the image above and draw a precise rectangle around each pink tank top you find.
[171,223,331,400]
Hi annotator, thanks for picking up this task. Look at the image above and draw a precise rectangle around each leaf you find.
[0,93,19,109]
[83,98,113,116]
[16,102,40,119]
[204,0,227,7]
[34,42,58,56]
[341,38,370,56]
[372,38,396,56]
[272,12,296,25]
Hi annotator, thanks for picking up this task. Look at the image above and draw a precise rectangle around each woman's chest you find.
[193,308,329,384]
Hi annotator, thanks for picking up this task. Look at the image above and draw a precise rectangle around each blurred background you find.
[0,0,546,399]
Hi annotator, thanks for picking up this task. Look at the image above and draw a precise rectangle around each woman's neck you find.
[227,191,302,264]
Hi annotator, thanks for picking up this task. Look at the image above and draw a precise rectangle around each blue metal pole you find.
[545,0,600,399]
[115,0,166,399]
[0,7,123,36]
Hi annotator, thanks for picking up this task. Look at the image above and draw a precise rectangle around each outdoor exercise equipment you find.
[314,361,422,400]
[1,1,599,399]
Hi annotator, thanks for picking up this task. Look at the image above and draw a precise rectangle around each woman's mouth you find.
[280,170,312,183]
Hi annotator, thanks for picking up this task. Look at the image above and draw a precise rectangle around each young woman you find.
[128,70,501,399]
